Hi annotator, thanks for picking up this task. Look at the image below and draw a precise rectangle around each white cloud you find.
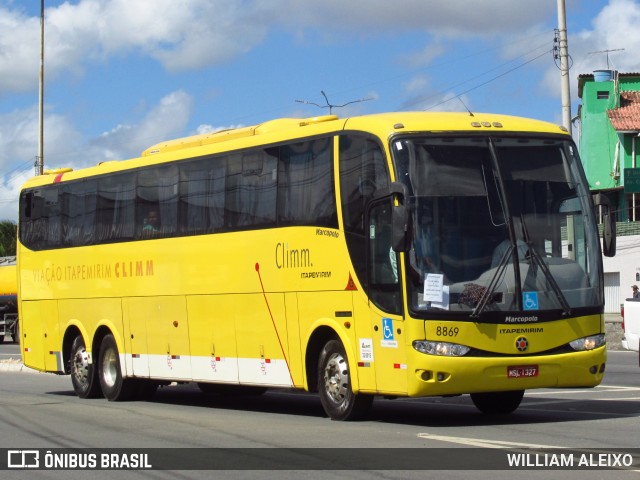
[0,0,270,94]
[275,0,551,37]
[0,105,81,222]
[89,90,193,160]
[0,0,559,96]
[400,44,447,70]
[540,0,640,104]
[0,6,41,92]
[194,124,245,135]
[587,0,640,72]
[0,90,194,222]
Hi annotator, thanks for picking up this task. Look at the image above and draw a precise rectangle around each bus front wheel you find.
[69,335,101,399]
[470,390,524,414]
[317,339,373,421]
[98,334,137,401]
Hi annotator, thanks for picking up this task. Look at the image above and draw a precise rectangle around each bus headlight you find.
[569,334,605,351]
[413,340,470,357]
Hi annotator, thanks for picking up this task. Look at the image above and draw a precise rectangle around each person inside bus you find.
[490,217,530,269]
[491,238,529,268]
[142,210,160,236]
[632,285,639,299]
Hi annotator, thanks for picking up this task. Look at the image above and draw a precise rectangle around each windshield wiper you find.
[470,246,511,318]
[520,216,571,316]
[471,139,522,318]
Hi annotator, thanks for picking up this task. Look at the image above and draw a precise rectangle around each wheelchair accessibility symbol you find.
[382,318,394,340]
[523,291,539,310]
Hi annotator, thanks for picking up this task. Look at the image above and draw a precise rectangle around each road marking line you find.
[525,386,640,395]
[417,433,561,449]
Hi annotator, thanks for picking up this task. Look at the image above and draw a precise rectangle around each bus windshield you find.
[392,135,602,320]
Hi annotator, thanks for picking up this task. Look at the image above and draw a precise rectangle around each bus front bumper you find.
[406,346,606,397]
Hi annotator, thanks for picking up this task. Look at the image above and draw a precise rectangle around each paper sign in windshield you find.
[424,273,444,303]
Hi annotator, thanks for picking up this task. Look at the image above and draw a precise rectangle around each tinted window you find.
[19,137,338,250]
[278,138,336,227]
[339,134,389,297]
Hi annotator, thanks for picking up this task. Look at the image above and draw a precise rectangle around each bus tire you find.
[317,339,373,421]
[98,334,137,401]
[69,335,101,399]
[470,390,524,414]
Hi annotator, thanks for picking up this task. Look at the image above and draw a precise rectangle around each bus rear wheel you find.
[98,334,138,401]
[69,335,101,399]
[317,339,373,421]
[470,390,524,414]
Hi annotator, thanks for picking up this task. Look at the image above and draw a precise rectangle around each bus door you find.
[366,200,408,395]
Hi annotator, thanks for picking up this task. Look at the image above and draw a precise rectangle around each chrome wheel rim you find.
[101,347,118,388]
[72,347,90,386]
[323,352,349,404]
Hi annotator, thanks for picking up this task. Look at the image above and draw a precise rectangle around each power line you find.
[424,48,552,111]
[401,40,551,111]
[2,159,37,186]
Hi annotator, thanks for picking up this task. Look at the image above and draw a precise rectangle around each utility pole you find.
[37,0,44,175]
[557,0,572,135]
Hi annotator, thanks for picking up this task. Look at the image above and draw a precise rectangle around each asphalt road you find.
[0,354,639,479]
[0,326,638,480]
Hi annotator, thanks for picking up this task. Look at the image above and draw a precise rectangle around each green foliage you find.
[0,220,17,257]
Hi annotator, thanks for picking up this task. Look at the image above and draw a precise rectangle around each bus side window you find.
[225,150,277,228]
[20,189,47,249]
[136,166,178,238]
[62,180,97,246]
[278,139,337,228]
[97,173,135,242]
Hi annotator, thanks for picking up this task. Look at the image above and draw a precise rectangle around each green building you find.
[577,70,640,221]
[577,70,640,313]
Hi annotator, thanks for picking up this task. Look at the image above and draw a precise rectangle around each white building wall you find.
[602,234,640,312]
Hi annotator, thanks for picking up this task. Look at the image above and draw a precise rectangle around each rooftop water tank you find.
[593,69,614,82]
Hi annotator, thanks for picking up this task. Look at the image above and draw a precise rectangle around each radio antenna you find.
[295,90,373,114]
[458,97,474,117]
[588,48,624,69]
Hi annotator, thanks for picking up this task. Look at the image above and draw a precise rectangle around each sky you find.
[1,0,640,222]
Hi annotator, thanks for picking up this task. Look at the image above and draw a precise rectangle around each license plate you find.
[507,365,538,378]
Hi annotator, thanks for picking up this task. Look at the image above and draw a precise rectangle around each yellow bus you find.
[17,112,616,420]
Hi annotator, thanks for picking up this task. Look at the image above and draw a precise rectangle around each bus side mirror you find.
[372,182,410,252]
[391,203,410,253]
[389,182,410,252]
[602,212,616,257]
[593,193,616,257]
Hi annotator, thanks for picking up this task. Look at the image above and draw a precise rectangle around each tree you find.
[0,220,17,257]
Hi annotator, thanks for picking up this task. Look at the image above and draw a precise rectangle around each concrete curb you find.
[0,359,41,373]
